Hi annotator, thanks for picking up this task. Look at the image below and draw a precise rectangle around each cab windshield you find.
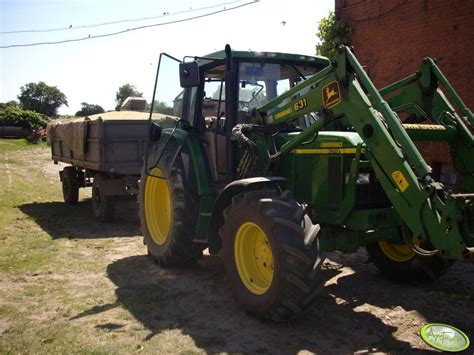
[238,61,321,112]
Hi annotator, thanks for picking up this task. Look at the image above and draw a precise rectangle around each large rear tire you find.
[139,159,205,266]
[366,239,452,282]
[220,189,325,321]
[62,166,79,205]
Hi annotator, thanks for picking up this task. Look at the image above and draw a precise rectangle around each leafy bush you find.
[0,105,49,130]
[0,100,19,109]
[316,11,352,59]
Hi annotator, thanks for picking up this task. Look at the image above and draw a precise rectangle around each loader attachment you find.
[256,46,474,260]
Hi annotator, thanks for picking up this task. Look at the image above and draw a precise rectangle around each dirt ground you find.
[1,141,473,354]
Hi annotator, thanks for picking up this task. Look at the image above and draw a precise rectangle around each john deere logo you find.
[322,81,341,108]
[420,323,470,352]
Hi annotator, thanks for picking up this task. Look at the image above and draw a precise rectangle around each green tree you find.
[316,11,352,59]
[17,81,68,117]
[0,100,19,109]
[0,105,48,130]
[75,102,105,117]
[115,83,143,111]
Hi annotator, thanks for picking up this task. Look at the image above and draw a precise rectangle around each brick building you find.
[335,0,473,171]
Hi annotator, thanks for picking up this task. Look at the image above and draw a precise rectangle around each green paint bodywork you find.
[183,134,215,240]
[247,46,473,259]
[146,46,474,261]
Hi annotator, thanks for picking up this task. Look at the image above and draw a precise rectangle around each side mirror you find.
[150,122,162,142]
[179,62,200,88]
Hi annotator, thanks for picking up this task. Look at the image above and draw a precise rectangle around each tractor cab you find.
[145,46,329,188]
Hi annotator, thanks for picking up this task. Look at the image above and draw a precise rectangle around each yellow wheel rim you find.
[234,222,274,295]
[378,236,420,262]
[144,168,171,245]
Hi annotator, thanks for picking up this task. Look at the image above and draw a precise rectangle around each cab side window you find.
[203,79,225,130]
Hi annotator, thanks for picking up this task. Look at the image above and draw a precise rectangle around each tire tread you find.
[220,189,326,321]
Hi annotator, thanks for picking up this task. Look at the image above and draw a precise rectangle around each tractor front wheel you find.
[366,240,452,282]
[220,190,325,321]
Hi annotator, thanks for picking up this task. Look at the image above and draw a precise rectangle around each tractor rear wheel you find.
[62,166,79,205]
[366,240,452,282]
[220,189,325,321]
[139,160,205,266]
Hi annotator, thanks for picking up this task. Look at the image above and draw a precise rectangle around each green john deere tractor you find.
[139,45,474,320]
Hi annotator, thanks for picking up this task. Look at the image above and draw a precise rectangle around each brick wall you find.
[335,0,474,166]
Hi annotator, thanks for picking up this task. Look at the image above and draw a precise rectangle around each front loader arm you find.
[380,58,474,129]
[257,46,474,260]
[379,59,474,191]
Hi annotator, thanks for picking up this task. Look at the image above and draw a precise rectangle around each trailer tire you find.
[62,167,79,205]
[139,159,204,266]
[366,241,453,282]
[92,174,116,222]
[220,189,326,321]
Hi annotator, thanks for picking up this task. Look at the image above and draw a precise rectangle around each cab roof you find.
[198,49,330,69]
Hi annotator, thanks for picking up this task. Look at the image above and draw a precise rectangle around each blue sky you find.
[0,0,333,114]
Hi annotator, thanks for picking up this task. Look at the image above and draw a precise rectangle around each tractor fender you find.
[207,176,286,254]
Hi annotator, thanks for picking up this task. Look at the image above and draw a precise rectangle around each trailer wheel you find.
[92,174,116,222]
[62,167,79,205]
[140,160,205,266]
[220,190,326,321]
[366,240,453,282]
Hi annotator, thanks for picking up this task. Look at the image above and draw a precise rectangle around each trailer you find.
[47,111,167,221]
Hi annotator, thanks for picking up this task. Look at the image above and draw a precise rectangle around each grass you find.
[0,139,195,354]
[0,140,223,354]
[0,141,58,274]
[1,139,253,354]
